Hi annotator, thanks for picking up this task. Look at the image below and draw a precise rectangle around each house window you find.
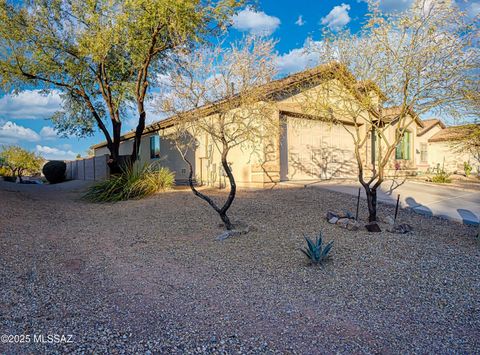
[395,131,411,160]
[420,143,428,163]
[150,135,160,159]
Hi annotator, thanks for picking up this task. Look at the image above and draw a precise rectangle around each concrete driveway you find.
[284,179,480,226]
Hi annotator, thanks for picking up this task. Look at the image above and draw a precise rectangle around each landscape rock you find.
[336,218,350,228]
[346,220,361,231]
[383,216,395,226]
[338,210,354,219]
[326,211,338,220]
[328,217,339,224]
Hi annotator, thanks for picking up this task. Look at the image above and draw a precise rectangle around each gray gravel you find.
[0,182,479,354]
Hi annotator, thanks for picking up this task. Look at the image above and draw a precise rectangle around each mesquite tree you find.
[0,145,44,182]
[0,0,240,169]
[158,36,278,230]
[302,0,479,222]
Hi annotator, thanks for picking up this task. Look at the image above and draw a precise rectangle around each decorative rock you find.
[365,222,382,233]
[326,211,338,220]
[328,217,339,224]
[338,210,354,219]
[383,216,395,226]
[346,220,361,231]
[337,218,350,228]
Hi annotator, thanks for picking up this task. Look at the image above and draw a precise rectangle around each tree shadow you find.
[405,196,433,217]
[385,170,408,195]
[285,143,356,181]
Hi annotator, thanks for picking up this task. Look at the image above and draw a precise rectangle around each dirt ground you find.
[0,181,479,354]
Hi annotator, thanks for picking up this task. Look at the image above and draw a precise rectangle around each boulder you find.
[338,210,354,219]
[382,216,395,225]
[326,211,339,220]
[346,220,361,231]
[328,217,339,224]
[337,218,350,228]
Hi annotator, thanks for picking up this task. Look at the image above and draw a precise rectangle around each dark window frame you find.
[150,135,160,159]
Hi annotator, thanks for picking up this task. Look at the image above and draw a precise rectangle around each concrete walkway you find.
[283,179,480,226]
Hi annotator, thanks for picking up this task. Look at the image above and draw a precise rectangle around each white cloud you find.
[232,7,281,35]
[39,126,58,139]
[0,90,62,120]
[0,121,40,144]
[321,3,351,31]
[295,15,305,26]
[35,145,77,160]
[275,40,322,75]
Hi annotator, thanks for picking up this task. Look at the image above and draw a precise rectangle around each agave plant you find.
[300,232,333,265]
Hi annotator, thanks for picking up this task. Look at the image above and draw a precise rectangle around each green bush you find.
[431,168,452,183]
[42,160,66,184]
[464,161,473,177]
[84,162,175,202]
[300,232,333,265]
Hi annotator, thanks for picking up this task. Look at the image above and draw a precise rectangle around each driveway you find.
[283,179,480,226]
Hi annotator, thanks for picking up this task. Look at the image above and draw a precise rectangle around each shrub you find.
[300,232,333,265]
[431,168,451,183]
[464,161,473,177]
[42,160,66,184]
[84,162,175,202]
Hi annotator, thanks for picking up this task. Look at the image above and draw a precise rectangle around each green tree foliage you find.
[0,0,242,168]
[0,145,44,181]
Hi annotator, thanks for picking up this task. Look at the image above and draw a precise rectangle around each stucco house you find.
[92,64,478,187]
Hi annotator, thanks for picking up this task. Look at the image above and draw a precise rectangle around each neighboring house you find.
[421,123,480,174]
[92,64,477,187]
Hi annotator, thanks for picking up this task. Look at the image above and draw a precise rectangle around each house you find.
[92,64,478,187]
[418,122,479,173]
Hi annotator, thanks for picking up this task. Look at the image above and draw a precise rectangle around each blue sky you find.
[0,0,479,159]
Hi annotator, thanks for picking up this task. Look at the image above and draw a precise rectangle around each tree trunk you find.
[218,144,236,230]
[365,185,378,222]
[180,144,236,231]
[107,121,122,174]
[131,110,146,163]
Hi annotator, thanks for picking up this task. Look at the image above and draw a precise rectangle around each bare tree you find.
[299,0,479,223]
[158,36,278,231]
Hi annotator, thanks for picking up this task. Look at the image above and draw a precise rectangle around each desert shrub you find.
[431,167,452,183]
[84,162,175,202]
[42,160,66,183]
[300,232,333,265]
[464,161,473,177]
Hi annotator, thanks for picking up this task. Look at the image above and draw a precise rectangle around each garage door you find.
[280,115,356,180]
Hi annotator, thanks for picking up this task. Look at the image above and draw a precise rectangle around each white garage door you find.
[280,115,356,180]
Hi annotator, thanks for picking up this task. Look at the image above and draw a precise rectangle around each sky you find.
[0,0,479,160]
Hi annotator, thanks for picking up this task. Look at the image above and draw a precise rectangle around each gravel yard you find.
[0,181,479,354]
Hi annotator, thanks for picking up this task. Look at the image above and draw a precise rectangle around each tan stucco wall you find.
[428,141,479,174]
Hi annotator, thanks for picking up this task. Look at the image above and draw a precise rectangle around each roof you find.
[380,106,425,128]
[417,118,446,136]
[428,124,479,142]
[91,62,385,150]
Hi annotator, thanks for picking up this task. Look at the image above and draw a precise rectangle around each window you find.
[395,131,411,160]
[150,135,160,159]
[420,143,428,163]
